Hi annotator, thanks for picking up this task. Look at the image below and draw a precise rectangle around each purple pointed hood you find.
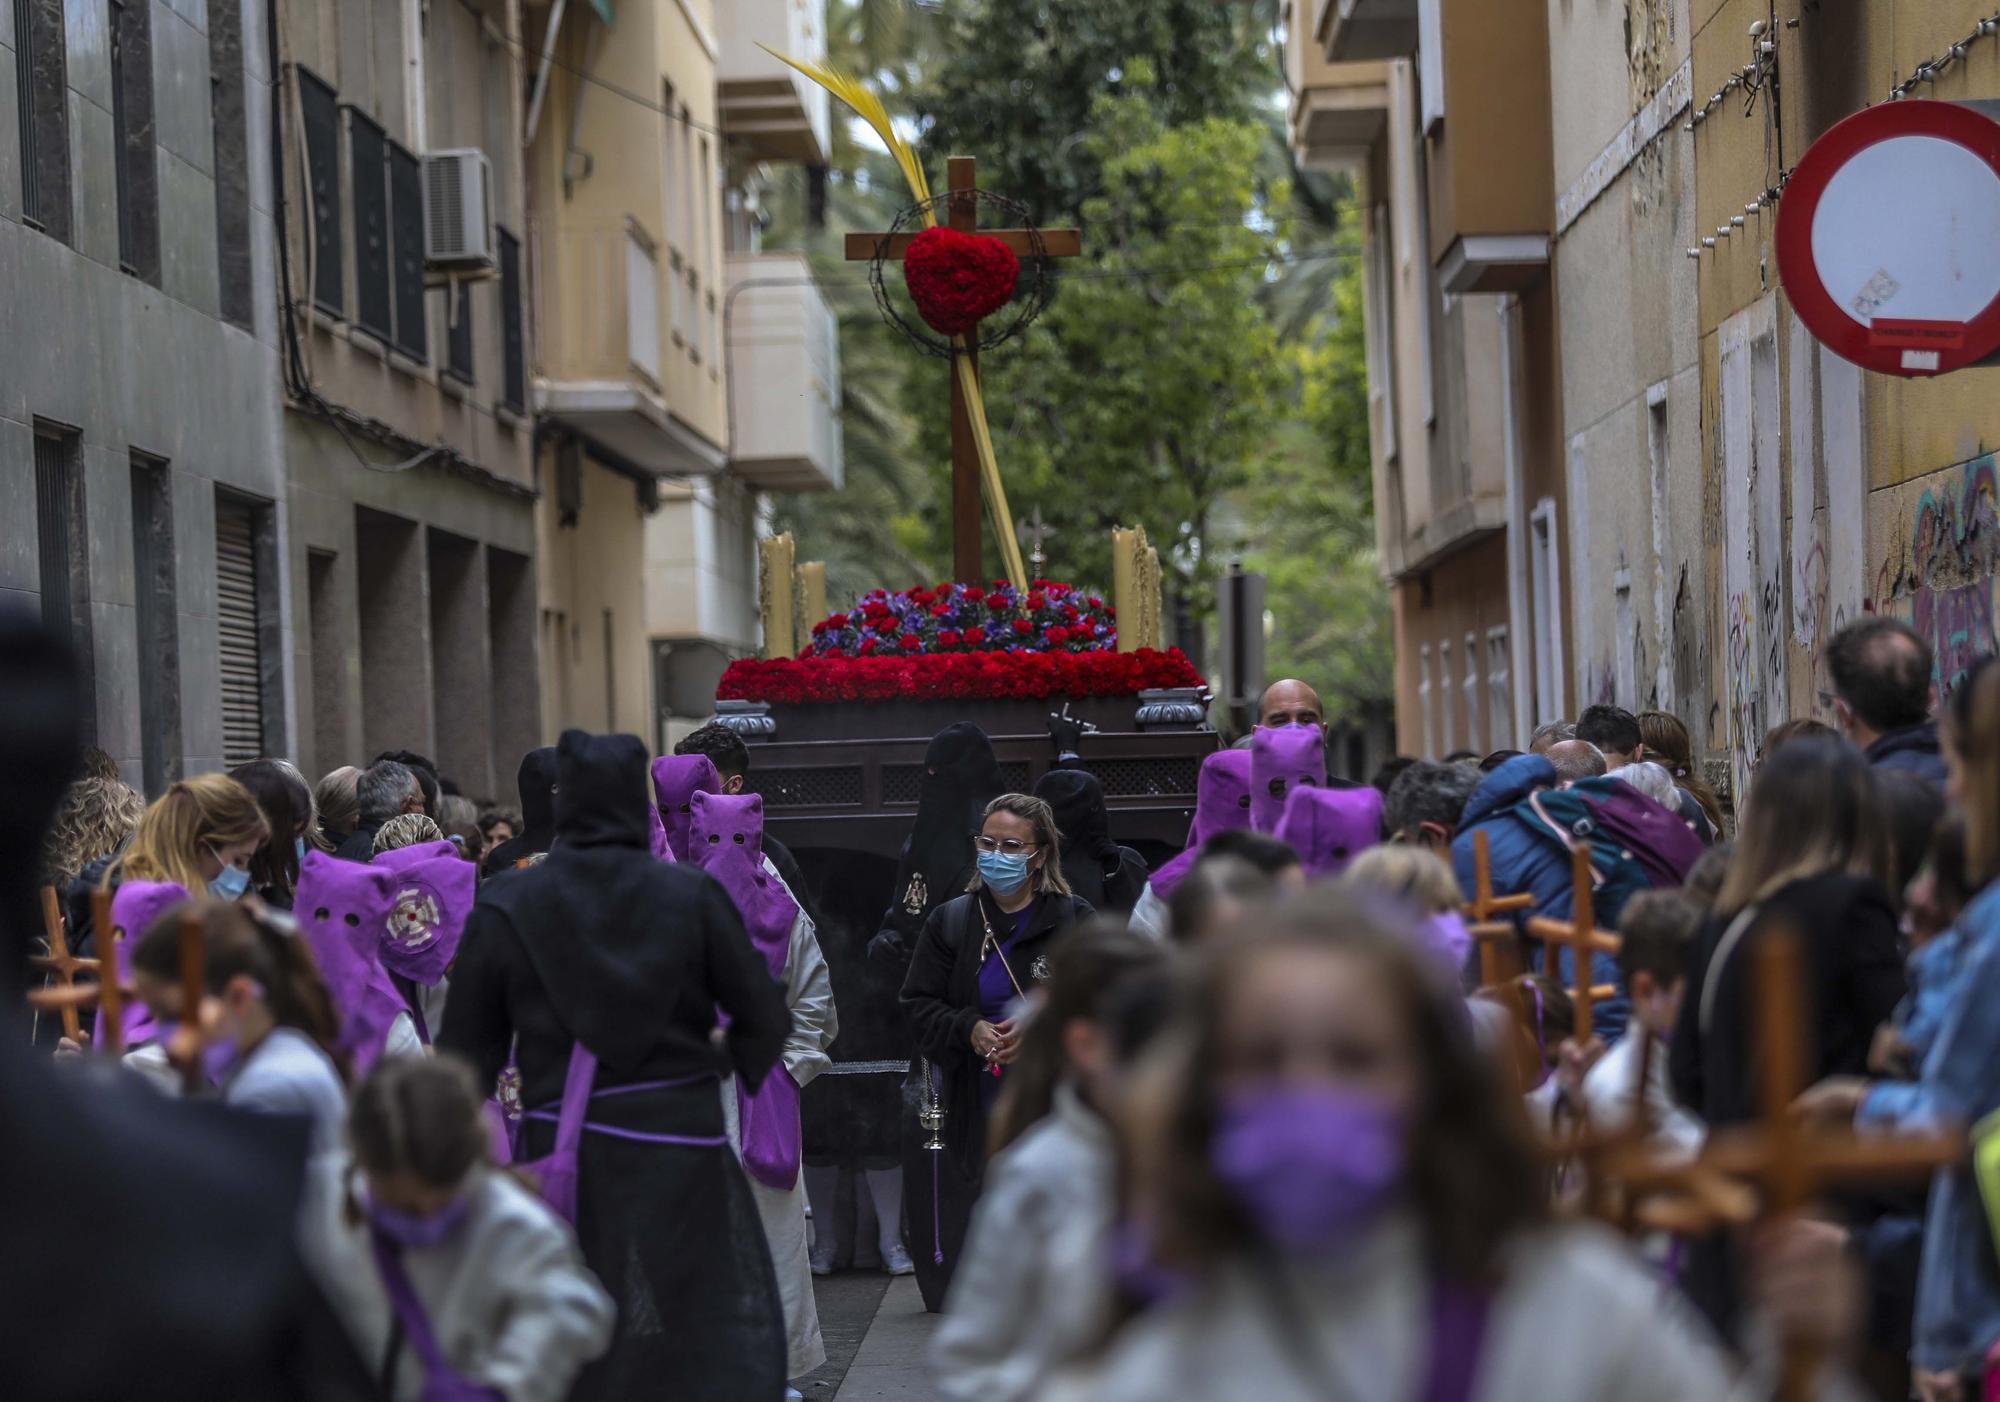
[689,791,797,978]
[648,800,677,862]
[93,880,191,1046]
[1251,725,1328,833]
[651,755,720,861]
[370,839,475,986]
[294,850,416,1072]
[1274,785,1385,878]
[1149,749,1255,901]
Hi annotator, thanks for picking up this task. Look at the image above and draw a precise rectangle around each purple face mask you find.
[1150,749,1255,901]
[371,841,475,987]
[1273,785,1384,878]
[1250,725,1328,834]
[651,755,720,861]
[1213,1085,1404,1254]
[367,1191,474,1251]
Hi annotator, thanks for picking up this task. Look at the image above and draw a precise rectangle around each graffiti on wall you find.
[1876,455,2000,696]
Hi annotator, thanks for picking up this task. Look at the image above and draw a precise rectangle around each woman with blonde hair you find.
[899,792,1095,1310]
[43,775,145,891]
[67,774,268,957]
[1341,844,1471,984]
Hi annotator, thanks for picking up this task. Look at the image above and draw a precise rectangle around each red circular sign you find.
[1777,100,2000,377]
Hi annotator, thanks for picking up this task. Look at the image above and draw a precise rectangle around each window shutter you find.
[298,69,343,314]
[389,139,426,360]
[216,498,264,766]
[348,108,392,341]
[498,227,525,412]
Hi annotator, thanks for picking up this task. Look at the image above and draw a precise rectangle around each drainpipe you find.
[1498,293,1534,747]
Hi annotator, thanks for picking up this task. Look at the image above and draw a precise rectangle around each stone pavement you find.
[828,1276,938,1400]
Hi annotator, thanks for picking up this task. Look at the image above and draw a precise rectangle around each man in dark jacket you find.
[1825,616,1948,786]
[333,758,423,861]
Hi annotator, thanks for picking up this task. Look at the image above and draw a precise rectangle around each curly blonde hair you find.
[373,812,445,855]
[42,777,146,887]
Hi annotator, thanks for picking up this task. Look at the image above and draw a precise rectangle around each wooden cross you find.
[28,889,138,1057]
[1462,828,1533,988]
[845,155,1083,583]
[1522,845,1622,1032]
[1581,924,1961,1402]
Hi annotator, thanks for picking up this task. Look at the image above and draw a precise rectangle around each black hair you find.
[1615,889,1702,986]
[1575,704,1643,757]
[1826,616,1935,734]
[229,759,310,902]
[1479,749,1524,773]
[1167,854,1275,946]
[373,751,441,818]
[1370,755,1418,795]
[1876,768,1947,905]
[676,722,753,779]
[1441,749,1480,765]
[1199,828,1300,875]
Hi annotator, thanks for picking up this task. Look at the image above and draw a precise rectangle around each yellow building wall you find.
[536,454,656,742]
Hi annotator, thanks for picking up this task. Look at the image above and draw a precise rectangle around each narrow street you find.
[798,1276,937,1400]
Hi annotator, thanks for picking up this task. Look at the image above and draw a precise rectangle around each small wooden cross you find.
[28,888,137,1056]
[1583,924,1961,1402]
[846,156,1083,583]
[1522,845,1622,1032]
[1462,828,1534,988]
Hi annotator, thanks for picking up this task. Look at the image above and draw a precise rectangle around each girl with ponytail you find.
[129,898,349,1152]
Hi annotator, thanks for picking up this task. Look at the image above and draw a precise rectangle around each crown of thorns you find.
[867,188,1057,358]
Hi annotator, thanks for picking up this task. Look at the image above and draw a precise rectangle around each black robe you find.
[898,887,1094,1312]
[480,746,558,877]
[0,610,377,1402]
[1034,768,1150,916]
[438,729,792,1402]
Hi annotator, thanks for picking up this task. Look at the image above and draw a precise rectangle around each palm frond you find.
[760,46,933,213]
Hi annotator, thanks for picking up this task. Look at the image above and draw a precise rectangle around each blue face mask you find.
[977,849,1032,897]
[208,864,252,901]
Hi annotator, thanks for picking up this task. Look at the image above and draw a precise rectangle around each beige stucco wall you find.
[537,453,654,741]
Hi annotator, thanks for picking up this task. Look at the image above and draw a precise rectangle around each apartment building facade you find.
[1288,0,1570,759]
[1295,0,2000,796]
[2,0,292,789]
[530,0,840,753]
[273,0,541,799]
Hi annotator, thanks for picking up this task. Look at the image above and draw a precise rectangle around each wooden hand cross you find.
[1523,845,1622,1033]
[28,888,136,1056]
[846,155,1082,584]
[1463,828,1533,988]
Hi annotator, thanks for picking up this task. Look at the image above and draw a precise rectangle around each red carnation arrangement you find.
[718,648,1205,706]
[902,227,1021,337]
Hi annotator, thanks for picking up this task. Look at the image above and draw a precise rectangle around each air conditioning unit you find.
[423,148,495,270]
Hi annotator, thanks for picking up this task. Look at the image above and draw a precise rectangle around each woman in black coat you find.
[1670,734,1906,1338]
[899,791,1094,1311]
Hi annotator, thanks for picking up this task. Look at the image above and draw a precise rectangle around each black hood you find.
[515,746,560,834]
[1034,768,1116,862]
[925,722,1006,793]
[553,730,651,849]
[0,612,83,999]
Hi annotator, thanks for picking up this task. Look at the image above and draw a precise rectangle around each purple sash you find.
[517,1043,726,1223]
[1419,1279,1492,1402]
[735,1067,801,1192]
[368,1233,504,1402]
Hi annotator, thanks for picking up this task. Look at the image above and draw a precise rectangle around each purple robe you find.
[688,790,802,1192]
[650,755,720,862]
[1274,784,1385,878]
[1250,724,1329,833]
[1149,749,1255,901]
[370,840,475,988]
[92,880,191,1047]
[294,851,417,1076]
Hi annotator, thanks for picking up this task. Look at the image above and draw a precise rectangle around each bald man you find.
[1258,679,1324,731]
[1545,739,1608,785]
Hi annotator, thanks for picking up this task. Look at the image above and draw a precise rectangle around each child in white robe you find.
[313,1055,614,1402]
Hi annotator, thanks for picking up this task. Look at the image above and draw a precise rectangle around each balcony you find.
[534,215,727,477]
[717,0,832,165]
[1287,2,1391,173]
[725,252,843,493]
[1316,0,1418,62]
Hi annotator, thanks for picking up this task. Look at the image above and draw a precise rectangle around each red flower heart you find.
[902,226,1020,337]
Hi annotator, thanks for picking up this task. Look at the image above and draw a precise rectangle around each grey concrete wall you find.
[426,525,492,799]
[0,0,290,791]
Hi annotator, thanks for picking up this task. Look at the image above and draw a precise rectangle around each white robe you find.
[1042,1216,1869,1402]
[1128,883,1170,942]
[932,1081,1115,1402]
[224,1026,351,1155]
[721,874,837,1380]
[306,1165,615,1402]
